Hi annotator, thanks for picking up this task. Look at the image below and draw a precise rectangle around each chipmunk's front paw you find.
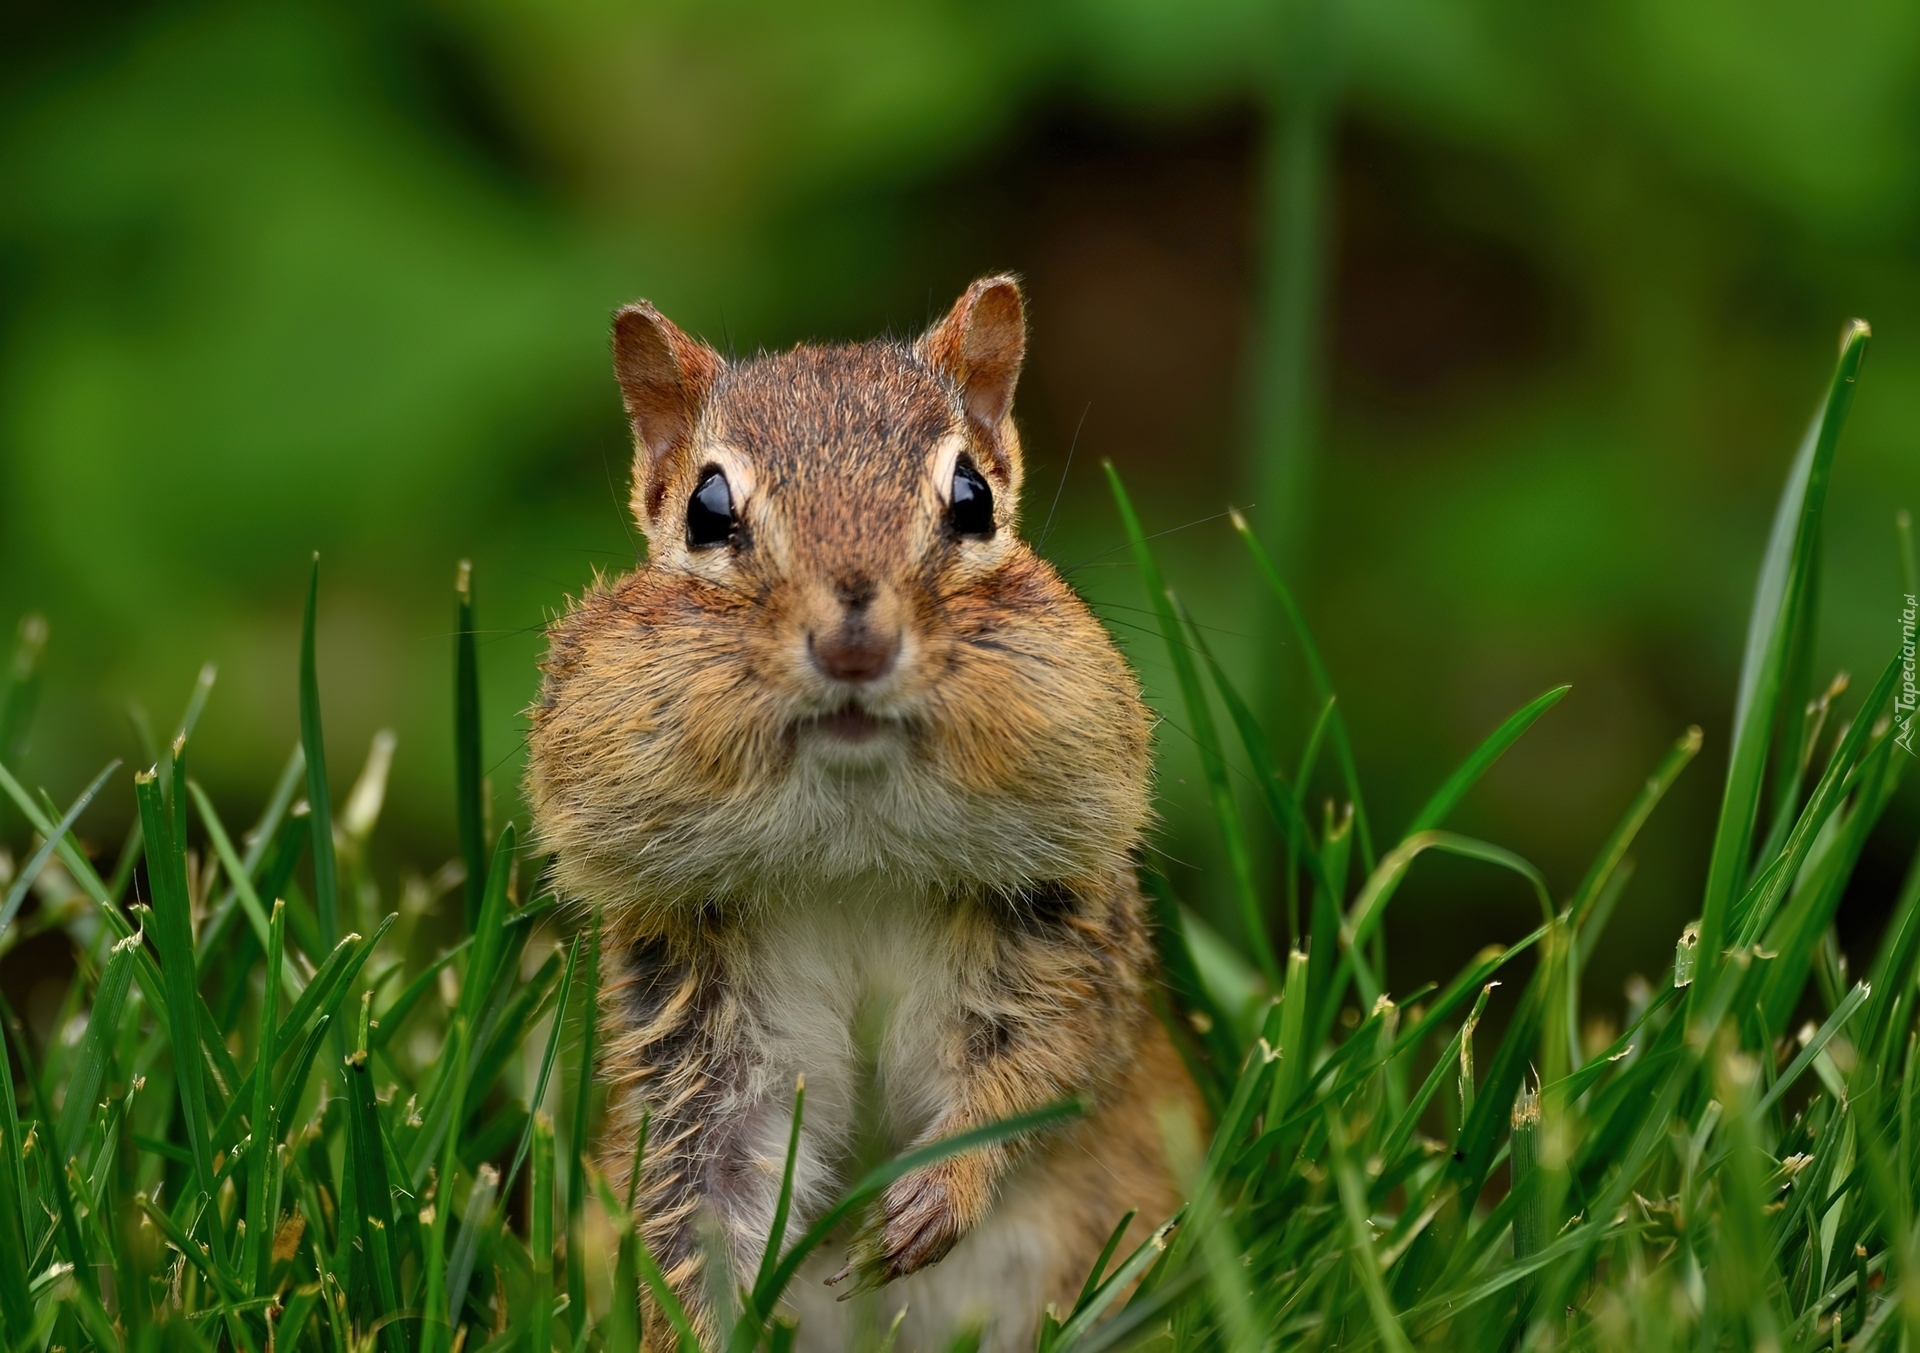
[827,1164,971,1297]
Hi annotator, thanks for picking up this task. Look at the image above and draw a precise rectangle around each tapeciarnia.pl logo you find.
[1899,592,1918,755]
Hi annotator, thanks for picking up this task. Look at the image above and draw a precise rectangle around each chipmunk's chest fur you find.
[721,880,971,1198]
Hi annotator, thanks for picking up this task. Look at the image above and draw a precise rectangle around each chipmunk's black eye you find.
[686,468,735,549]
[948,457,995,540]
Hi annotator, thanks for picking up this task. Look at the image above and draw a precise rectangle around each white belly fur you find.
[705,878,1052,1352]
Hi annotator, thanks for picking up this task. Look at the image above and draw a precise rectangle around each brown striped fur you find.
[527,278,1198,1350]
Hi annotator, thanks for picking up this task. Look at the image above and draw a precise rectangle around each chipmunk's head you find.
[530,277,1151,912]
[613,276,1036,767]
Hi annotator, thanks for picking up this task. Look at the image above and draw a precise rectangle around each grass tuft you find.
[0,322,1912,1351]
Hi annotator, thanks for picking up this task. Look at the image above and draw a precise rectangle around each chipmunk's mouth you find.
[816,705,883,743]
[793,704,907,763]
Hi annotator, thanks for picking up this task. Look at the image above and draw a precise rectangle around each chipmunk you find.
[527,276,1198,1351]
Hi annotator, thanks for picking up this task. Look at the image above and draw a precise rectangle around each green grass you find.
[0,319,1912,1351]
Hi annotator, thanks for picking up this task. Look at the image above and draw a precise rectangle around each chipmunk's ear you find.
[919,274,1026,447]
[612,300,725,524]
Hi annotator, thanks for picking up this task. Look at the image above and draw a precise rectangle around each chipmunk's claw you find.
[831,1267,891,1301]
[832,1166,963,1299]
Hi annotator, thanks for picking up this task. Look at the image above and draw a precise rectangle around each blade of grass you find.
[418,1004,472,1353]
[1700,320,1869,992]
[1452,966,1545,1204]
[155,661,217,801]
[1267,948,1310,1126]
[761,1101,1084,1306]
[1381,981,1498,1169]
[1295,693,1335,817]
[40,1084,101,1305]
[53,936,136,1164]
[454,561,486,935]
[1048,1217,1176,1353]
[277,923,381,1060]
[369,936,473,1054]
[0,614,47,773]
[1072,1209,1138,1317]
[208,923,384,1149]
[1183,605,1336,916]
[503,934,581,1194]
[1106,463,1280,988]
[567,912,601,1351]
[104,667,218,917]
[1405,686,1570,837]
[1562,729,1701,1068]
[1142,869,1237,1097]
[445,1162,500,1337]
[0,759,118,940]
[301,556,341,952]
[602,1113,651,1353]
[276,1014,333,1134]
[345,1021,406,1353]
[1307,797,1354,1044]
[1186,1119,1261,1353]
[1858,840,1920,1066]
[1347,832,1552,960]
[1328,1102,1415,1353]
[1572,727,1702,934]
[1732,650,1901,951]
[593,1167,701,1353]
[408,829,516,1186]
[243,899,286,1295]
[455,825,517,1035]
[1394,925,1545,1059]
[0,999,35,1342]
[1759,737,1900,1032]
[530,1116,555,1353]
[461,948,564,1126]
[1508,1082,1548,1328]
[0,758,146,945]
[1084,1271,1205,1353]
[1152,1042,1274,1291]
[201,810,310,970]
[749,1077,807,1309]
[136,1190,247,1303]
[1755,982,1870,1118]
[246,744,306,876]
[136,761,223,1256]
[1328,830,1550,1026]
[1231,509,1376,869]
[188,779,301,1000]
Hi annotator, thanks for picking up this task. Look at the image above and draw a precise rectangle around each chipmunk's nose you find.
[809,620,899,684]
[808,580,900,684]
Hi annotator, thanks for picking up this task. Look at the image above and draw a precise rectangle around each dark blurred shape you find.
[1331,123,1559,417]
[1010,112,1258,481]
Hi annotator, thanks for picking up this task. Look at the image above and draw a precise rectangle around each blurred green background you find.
[5,0,1920,1024]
